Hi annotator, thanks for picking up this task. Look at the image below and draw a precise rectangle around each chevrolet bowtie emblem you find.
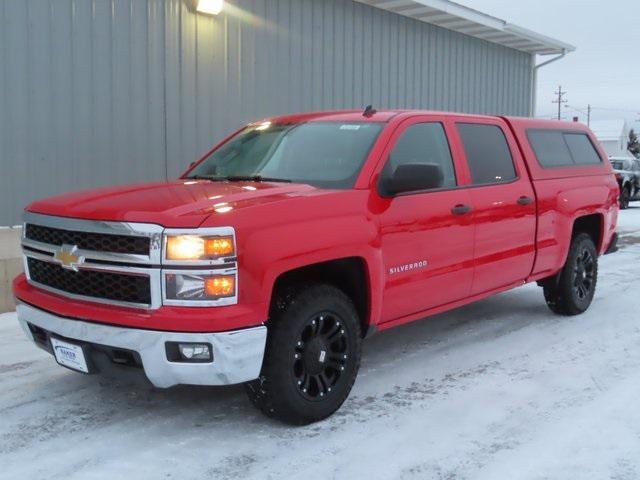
[54,244,85,272]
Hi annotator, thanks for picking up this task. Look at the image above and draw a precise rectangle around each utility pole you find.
[564,104,593,127]
[552,85,567,120]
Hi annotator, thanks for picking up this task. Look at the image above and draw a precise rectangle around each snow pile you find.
[1,208,640,479]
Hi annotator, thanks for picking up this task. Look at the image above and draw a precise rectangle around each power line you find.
[562,104,640,124]
[552,85,568,121]
[565,104,591,126]
[589,106,640,114]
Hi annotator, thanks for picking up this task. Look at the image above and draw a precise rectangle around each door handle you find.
[517,196,534,206]
[451,204,472,215]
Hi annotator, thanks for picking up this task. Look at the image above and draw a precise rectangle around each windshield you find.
[187,121,383,189]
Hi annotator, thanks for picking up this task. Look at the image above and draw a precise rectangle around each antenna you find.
[363,105,377,118]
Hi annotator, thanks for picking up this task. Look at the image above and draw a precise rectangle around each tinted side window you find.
[457,124,516,184]
[527,130,603,168]
[387,123,456,188]
[527,130,574,167]
[564,134,602,165]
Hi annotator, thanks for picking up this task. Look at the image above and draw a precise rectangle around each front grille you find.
[25,224,150,255]
[27,257,151,305]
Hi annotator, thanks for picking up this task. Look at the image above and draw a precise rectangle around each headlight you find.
[165,273,236,302]
[165,234,235,261]
[161,227,237,306]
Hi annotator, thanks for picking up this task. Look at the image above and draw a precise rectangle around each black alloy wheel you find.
[245,283,362,425]
[572,246,596,301]
[542,233,598,316]
[293,312,349,401]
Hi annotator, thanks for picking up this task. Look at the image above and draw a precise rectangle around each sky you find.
[456,0,640,129]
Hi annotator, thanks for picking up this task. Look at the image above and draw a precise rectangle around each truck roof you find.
[261,110,593,133]
[262,109,508,124]
[260,110,400,123]
[503,116,592,132]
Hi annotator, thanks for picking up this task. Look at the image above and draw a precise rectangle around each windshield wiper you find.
[186,175,226,182]
[187,174,292,183]
[223,175,292,183]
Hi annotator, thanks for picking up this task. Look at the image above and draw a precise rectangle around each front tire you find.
[245,283,362,425]
[542,233,598,315]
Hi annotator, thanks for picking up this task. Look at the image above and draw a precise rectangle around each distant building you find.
[590,119,634,158]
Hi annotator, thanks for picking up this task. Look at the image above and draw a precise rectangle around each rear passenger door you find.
[453,119,537,295]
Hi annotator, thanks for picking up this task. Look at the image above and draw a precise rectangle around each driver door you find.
[377,116,475,324]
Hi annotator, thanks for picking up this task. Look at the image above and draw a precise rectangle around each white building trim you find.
[355,0,575,55]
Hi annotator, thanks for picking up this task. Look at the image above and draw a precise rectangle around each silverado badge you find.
[389,260,428,275]
[53,244,85,272]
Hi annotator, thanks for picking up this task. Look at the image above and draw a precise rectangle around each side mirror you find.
[381,163,444,196]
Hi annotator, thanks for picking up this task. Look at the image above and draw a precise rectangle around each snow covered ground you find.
[2,208,640,480]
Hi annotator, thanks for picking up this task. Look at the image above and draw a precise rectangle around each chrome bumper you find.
[16,302,267,388]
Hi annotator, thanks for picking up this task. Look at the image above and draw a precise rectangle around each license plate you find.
[51,337,89,373]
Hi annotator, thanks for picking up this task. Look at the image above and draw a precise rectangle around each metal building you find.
[0,0,573,226]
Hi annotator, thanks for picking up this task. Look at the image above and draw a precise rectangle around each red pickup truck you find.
[14,109,619,424]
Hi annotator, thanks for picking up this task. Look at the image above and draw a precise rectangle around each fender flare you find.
[261,246,386,328]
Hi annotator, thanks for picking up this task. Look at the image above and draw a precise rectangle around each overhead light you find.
[194,0,224,15]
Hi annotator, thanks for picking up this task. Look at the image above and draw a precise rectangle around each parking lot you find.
[1,207,639,480]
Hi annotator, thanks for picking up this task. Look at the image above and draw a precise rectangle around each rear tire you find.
[245,283,362,425]
[542,233,598,316]
[620,186,630,210]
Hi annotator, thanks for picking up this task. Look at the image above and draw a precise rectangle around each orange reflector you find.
[204,236,235,257]
[204,276,235,297]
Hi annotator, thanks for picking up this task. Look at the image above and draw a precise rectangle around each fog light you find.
[166,342,213,363]
[180,343,211,360]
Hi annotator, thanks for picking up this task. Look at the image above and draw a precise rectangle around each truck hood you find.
[26,180,318,228]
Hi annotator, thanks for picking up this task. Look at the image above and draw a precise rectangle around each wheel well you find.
[572,214,603,250]
[270,257,370,336]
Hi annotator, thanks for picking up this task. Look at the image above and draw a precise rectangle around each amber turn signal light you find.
[204,275,235,298]
[204,236,234,257]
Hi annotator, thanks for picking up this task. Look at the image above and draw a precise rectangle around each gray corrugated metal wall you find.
[0,0,533,226]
